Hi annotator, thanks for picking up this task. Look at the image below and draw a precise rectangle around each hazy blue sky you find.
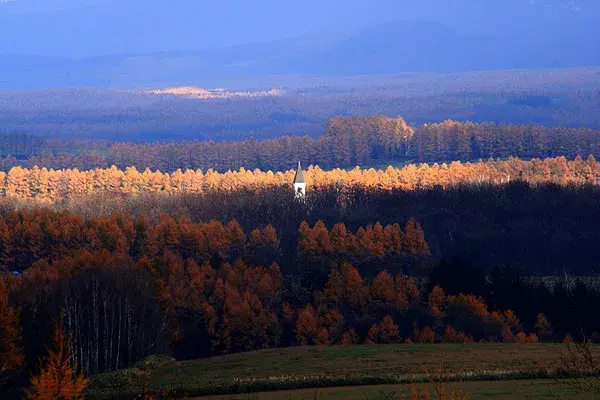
[0,0,594,57]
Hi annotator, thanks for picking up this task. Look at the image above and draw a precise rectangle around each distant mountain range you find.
[1,0,599,89]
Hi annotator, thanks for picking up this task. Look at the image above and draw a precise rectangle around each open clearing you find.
[89,344,599,399]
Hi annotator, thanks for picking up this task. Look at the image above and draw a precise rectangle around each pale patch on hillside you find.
[141,86,284,99]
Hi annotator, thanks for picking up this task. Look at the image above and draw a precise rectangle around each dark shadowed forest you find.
[2,189,600,393]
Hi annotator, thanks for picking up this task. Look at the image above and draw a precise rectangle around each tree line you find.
[0,209,429,275]
[0,155,599,203]
[2,118,600,172]
[0,172,598,276]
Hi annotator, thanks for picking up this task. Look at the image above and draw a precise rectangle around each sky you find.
[0,0,594,58]
[0,0,598,90]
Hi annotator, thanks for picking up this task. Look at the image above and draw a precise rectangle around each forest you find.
[3,111,600,398]
[0,154,598,202]
[2,68,600,143]
[1,207,597,388]
[3,117,600,172]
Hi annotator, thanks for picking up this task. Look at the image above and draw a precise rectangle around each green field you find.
[88,344,598,399]
[196,380,593,400]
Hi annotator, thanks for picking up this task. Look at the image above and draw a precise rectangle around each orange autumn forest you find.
[2,115,600,399]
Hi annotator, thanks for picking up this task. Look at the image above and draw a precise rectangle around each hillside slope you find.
[87,344,584,398]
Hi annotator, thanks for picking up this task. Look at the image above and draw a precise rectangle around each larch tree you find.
[366,315,400,344]
[377,315,400,344]
[370,271,396,303]
[295,305,318,345]
[429,285,446,318]
[26,316,88,400]
[404,218,431,257]
[340,329,360,346]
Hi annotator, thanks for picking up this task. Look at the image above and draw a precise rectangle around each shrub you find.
[501,326,514,343]
[442,326,473,344]
[418,326,436,344]
[133,355,176,370]
[367,316,400,344]
[515,332,539,344]
[316,328,330,345]
[340,329,360,345]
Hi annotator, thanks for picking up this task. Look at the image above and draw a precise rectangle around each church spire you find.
[293,161,305,184]
[293,161,306,199]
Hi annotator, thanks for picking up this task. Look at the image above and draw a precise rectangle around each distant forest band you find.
[1,117,600,173]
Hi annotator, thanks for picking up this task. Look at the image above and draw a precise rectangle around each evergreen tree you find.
[26,316,88,400]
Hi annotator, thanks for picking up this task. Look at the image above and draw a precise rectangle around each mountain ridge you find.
[1,14,599,90]
[2,0,598,57]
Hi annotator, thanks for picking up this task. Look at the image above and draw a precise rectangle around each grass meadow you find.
[194,379,592,400]
[88,344,599,399]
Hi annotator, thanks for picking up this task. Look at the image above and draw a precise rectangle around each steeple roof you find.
[293,161,306,184]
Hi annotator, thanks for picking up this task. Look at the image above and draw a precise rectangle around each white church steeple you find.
[293,161,306,199]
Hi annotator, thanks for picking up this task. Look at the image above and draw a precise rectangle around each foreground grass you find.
[195,380,594,400]
[87,344,597,399]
